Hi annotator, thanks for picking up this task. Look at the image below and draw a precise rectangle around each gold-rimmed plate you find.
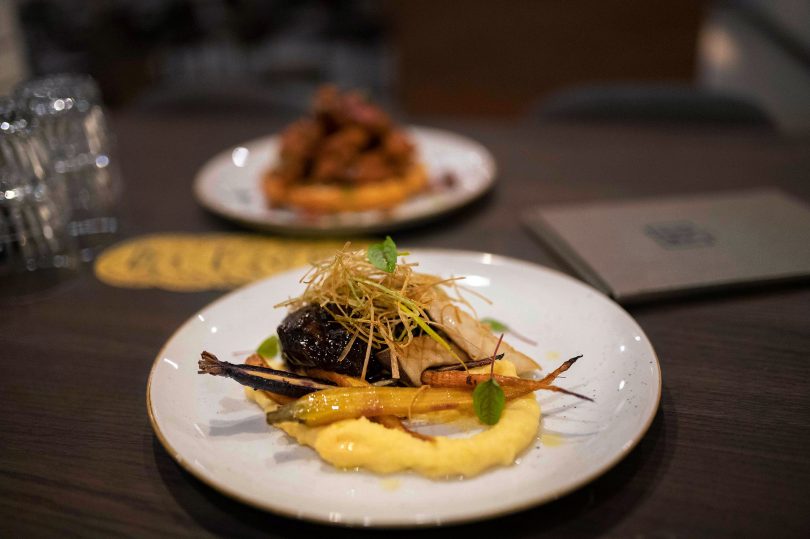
[147,249,661,527]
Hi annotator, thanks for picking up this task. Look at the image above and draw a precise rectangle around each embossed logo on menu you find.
[644,221,715,250]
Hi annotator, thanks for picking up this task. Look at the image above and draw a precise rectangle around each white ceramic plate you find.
[147,250,661,527]
[192,127,496,235]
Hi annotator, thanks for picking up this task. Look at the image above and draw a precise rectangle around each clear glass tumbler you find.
[15,74,121,262]
[1,97,79,301]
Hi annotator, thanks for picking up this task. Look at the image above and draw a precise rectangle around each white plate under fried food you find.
[192,127,496,235]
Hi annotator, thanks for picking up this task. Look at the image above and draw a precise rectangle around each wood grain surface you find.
[1,112,809,537]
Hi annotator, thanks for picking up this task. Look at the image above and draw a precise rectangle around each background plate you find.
[193,127,496,235]
[147,250,661,527]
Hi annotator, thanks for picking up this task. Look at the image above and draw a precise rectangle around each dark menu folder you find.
[523,189,810,303]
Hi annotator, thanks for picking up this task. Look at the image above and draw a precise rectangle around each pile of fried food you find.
[198,242,590,477]
[262,86,427,213]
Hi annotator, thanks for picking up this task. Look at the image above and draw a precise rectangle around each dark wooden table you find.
[2,112,809,537]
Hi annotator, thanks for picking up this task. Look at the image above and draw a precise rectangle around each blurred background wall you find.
[3,0,810,130]
[393,0,705,115]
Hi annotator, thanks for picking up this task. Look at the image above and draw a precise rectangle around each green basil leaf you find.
[257,335,279,359]
[367,244,387,271]
[473,378,506,425]
[381,236,397,271]
[368,236,398,273]
[481,317,509,332]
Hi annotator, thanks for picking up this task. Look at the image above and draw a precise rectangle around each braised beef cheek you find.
[277,304,374,377]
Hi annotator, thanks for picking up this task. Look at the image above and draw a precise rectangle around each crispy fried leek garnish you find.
[275,243,465,378]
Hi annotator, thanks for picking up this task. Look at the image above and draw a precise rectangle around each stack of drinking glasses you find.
[0,74,121,300]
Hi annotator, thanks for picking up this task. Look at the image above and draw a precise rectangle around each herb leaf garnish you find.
[473,334,506,425]
[481,317,538,346]
[257,335,279,359]
[473,378,506,425]
[368,236,398,273]
[481,317,509,332]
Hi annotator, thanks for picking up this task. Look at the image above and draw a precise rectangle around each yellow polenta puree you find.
[246,361,541,478]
